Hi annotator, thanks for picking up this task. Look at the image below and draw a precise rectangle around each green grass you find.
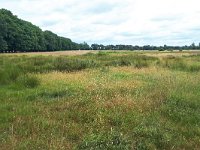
[0,52,200,149]
[159,56,200,72]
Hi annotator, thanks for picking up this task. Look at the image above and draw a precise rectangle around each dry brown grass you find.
[142,50,200,58]
[2,50,200,59]
[1,50,97,56]
[38,71,90,86]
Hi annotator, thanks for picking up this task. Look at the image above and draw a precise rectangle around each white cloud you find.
[1,0,200,45]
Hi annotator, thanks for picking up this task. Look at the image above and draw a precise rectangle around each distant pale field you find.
[1,50,97,56]
[1,50,200,57]
[142,50,200,57]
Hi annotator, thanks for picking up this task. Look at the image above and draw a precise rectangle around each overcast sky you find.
[1,0,200,46]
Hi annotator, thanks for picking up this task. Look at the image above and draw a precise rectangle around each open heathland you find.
[0,51,200,149]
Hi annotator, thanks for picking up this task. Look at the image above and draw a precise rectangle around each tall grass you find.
[0,53,158,86]
[160,56,200,72]
[78,131,131,149]
[53,57,98,72]
[0,65,22,85]
[16,75,40,88]
[0,52,200,149]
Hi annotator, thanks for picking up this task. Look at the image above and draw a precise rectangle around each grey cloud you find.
[92,18,126,26]
[151,14,184,22]
[85,3,118,14]
[189,27,200,31]
[118,32,144,37]
[41,20,59,27]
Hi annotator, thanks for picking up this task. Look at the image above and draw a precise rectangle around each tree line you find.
[0,9,200,52]
[0,9,90,52]
[90,43,200,51]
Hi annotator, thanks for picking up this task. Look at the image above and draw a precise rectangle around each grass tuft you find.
[16,75,40,88]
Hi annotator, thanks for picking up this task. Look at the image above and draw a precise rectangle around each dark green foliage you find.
[0,9,80,52]
[0,36,8,51]
[90,43,200,50]
[79,42,90,50]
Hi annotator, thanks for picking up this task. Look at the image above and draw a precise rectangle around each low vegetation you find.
[0,51,200,149]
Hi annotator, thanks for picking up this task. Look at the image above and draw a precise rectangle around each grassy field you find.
[0,51,200,149]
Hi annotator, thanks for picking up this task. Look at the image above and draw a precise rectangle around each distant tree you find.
[79,42,90,50]
[0,9,79,52]
[91,44,99,50]
[190,43,196,50]
[0,36,8,52]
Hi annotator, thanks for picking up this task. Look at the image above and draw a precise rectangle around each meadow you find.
[0,51,200,149]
